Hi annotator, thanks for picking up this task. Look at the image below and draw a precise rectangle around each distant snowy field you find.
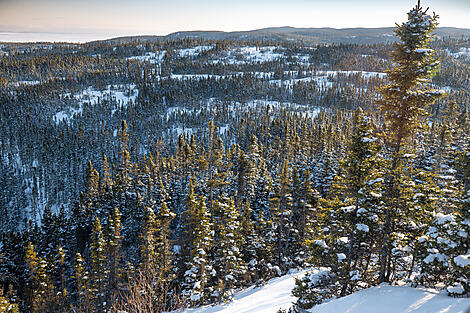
[180,270,470,313]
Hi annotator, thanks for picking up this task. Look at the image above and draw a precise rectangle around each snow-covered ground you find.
[212,46,285,65]
[54,84,138,124]
[180,270,470,313]
[178,45,214,57]
[182,270,307,313]
[446,47,470,59]
[127,51,166,64]
[310,284,470,313]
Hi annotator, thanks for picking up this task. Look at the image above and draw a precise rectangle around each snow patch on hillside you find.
[178,45,214,57]
[54,84,138,124]
[213,46,284,64]
[447,47,470,59]
[127,51,166,63]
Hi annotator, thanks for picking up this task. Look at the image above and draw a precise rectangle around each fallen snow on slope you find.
[309,284,470,313]
[182,269,307,313]
[181,270,470,313]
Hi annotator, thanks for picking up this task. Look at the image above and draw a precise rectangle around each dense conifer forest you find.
[0,2,469,312]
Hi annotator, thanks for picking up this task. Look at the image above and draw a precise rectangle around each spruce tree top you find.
[379,0,444,145]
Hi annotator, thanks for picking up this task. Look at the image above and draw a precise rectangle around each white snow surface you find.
[447,47,470,59]
[454,255,470,268]
[54,84,138,124]
[177,270,470,313]
[179,270,470,313]
[309,284,470,313]
[181,269,307,313]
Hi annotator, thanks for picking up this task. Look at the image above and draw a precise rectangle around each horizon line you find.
[1,25,470,44]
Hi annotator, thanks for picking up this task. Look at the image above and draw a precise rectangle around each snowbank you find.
[309,284,470,313]
[181,270,307,313]
[180,269,469,313]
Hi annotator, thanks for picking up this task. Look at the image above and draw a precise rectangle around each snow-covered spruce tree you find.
[291,166,319,266]
[239,200,260,284]
[73,252,93,313]
[377,0,444,283]
[183,195,214,306]
[139,202,158,273]
[292,108,383,309]
[394,164,440,282]
[271,160,294,272]
[90,217,108,313]
[105,207,123,297]
[252,157,273,221]
[53,245,69,312]
[412,147,469,295]
[154,187,176,294]
[212,197,245,303]
[0,290,19,313]
[446,149,470,296]
[25,242,56,312]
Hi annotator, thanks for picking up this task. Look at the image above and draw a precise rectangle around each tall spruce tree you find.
[377,0,444,283]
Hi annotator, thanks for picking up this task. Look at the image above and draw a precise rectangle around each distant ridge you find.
[94,26,470,45]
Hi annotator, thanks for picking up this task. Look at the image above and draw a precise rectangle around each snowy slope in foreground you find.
[310,284,470,313]
[182,270,307,313]
[181,269,470,313]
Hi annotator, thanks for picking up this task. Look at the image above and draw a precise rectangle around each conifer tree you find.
[154,185,176,296]
[90,217,108,312]
[105,207,123,297]
[25,242,56,313]
[84,161,100,206]
[291,166,318,264]
[140,202,158,273]
[73,252,93,313]
[377,0,444,283]
[183,195,214,306]
[446,148,470,296]
[101,153,113,192]
[271,160,294,271]
[53,245,69,312]
[116,120,132,192]
[212,197,245,302]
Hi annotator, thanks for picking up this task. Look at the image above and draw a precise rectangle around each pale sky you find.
[0,0,469,42]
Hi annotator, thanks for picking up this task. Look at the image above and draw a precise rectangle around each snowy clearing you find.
[446,47,470,59]
[54,84,138,124]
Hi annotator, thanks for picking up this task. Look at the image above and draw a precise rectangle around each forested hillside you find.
[0,2,469,312]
